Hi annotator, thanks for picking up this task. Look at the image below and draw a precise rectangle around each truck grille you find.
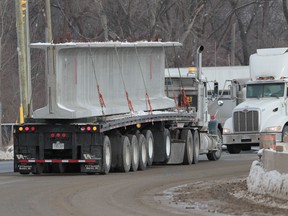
[233,110,259,132]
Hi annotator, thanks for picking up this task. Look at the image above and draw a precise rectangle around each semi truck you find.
[165,66,250,125]
[223,47,288,154]
[14,42,222,175]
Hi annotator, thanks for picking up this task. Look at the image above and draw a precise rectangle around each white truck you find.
[14,43,222,174]
[223,47,288,154]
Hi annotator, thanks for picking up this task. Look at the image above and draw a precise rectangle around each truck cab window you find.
[247,83,284,98]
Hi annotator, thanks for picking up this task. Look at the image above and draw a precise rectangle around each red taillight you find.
[86,126,91,131]
[81,126,86,131]
[61,133,67,138]
[31,126,36,131]
[50,133,68,139]
[24,126,30,132]
[211,115,215,120]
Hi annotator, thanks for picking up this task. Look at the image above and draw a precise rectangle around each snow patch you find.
[247,160,288,200]
[0,146,13,160]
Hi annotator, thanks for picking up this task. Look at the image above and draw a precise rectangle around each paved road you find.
[0,151,257,216]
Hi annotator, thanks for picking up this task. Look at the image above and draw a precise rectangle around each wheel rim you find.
[166,136,171,157]
[194,131,199,158]
[125,143,131,166]
[142,142,147,164]
[188,134,193,162]
[148,137,153,159]
[214,130,222,158]
[283,127,288,142]
[133,142,139,165]
[105,144,111,168]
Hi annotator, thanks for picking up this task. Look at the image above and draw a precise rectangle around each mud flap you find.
[167,141,185,164]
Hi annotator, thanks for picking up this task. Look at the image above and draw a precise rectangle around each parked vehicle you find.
[223,48,288,154]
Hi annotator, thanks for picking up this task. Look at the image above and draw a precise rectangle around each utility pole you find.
[0,37,2,148]
[45,0,52,42]
[231,23,236,66]
[15,0,31,123]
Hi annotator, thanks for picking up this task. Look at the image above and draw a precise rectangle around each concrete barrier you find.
[262,149,288,174]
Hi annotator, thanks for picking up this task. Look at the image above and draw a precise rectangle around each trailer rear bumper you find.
[15,158,101,174]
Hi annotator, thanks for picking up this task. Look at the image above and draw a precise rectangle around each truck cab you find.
[223,47,288,154]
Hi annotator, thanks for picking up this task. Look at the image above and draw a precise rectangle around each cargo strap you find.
[146,93,153,113]
[88,44,105,115]
[114,46,135,113]
[181,88,190,107]
[173,44,190,110]
[97,84,106,108]
[163,47,179,112]
[135,46,153,113]
[126,92,135,113]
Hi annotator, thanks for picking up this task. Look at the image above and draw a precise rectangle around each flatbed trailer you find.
[14,42,222,175]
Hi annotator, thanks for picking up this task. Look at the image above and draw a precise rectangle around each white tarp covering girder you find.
[32,42,181,119]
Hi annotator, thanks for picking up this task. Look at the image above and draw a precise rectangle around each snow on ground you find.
[0,146,13,160]
[247,159,288,200]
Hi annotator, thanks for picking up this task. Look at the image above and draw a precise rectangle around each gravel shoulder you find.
[160,177,288,216]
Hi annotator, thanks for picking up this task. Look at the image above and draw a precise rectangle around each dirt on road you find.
[161,177,288,216]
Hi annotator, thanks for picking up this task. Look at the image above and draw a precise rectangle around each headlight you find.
[264,126,282,132]
[223,128,231,134]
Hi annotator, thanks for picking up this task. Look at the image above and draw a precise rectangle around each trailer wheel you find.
[153,128,171,163]
[100,136,112,175]
[192,129,200,164]
[20,171,30,175]
[128,135,139,172]
[142,130,154,166]
[137,134,147,171]
[207,128,222,161]
[227,145,241,154]
[32,164,44,175]
[110,135,131,172]
[181,129,193,165]
[164,129,171,163]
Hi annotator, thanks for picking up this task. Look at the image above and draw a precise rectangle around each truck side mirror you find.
[217,100,224,106]
[230,84,237,99]
[213,81,219,98]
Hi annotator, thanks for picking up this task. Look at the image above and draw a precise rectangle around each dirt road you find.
[1,151,285,216]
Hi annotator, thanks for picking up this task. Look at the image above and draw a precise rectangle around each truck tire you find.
[100,136,112,175]
[241,145,251,151]
[181,129,193,165]
[153,128,171,163]
[227,145,241,154]
[128,135,139,172]
[282,125,288,142]
[163,129,171,163]
[136,133,147,171]
[32,164,44,175]
[110,135,131,172]
[207,128,222,161]
[192,129,200,164]
[142,130,154,166]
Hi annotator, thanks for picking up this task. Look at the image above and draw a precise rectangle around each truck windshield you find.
[246,83,285,98]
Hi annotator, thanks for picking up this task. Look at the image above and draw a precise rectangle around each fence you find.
[1,123,14,151]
